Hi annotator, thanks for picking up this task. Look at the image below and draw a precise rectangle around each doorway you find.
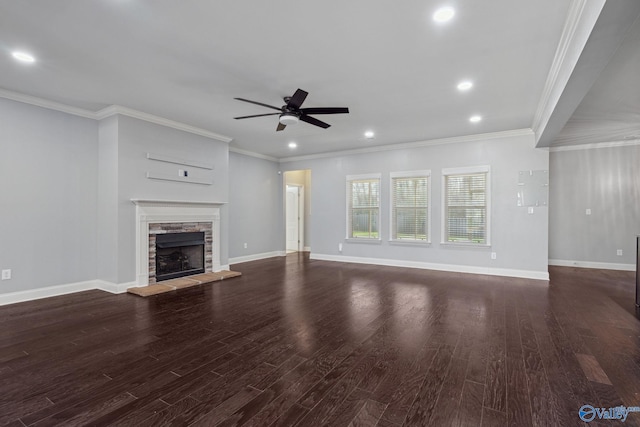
[284,170,311,253]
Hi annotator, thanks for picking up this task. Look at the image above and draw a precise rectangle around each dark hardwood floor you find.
[1,253,639,426]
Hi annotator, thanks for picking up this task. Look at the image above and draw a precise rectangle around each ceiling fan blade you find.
[299,107,349,115]
[287,89,308,110]
[234,98,281,111]
[234,112,281,120]
[276,122,286,132]
[300,114,330,129]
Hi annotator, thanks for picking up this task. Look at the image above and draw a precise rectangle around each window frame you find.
[389,170,431,244]
[441,165,491,246]
[346,173,382,242]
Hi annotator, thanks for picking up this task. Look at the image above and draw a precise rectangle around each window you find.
[390,171,430,242]
[442,166,490,245]
[347,174,381,239]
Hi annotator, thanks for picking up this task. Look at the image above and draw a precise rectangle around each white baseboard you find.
[95,280,137,294]
[303,246,311,252]
[548,259,636,271]
[311,253,550,281]
[229,251,286,265]
[0,278,141,307]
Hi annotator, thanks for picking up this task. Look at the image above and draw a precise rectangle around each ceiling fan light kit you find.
[234,88,349,132]
[279,113,299,126]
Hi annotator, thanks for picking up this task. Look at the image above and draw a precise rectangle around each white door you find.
[286,185,300,252]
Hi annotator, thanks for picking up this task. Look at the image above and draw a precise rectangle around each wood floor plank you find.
[0,257,638,427]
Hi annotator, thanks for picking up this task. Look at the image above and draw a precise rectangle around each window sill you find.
[440,241,491,249]
[389,240,431,247]
[345,238,382,244]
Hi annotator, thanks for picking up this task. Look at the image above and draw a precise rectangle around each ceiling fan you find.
[234,88,349,131]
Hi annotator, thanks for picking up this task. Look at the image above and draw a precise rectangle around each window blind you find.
[392,175,428,240]
[445,173,487,243]
[347,178,380,239]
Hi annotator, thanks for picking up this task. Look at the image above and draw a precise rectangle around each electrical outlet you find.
[617,249,623,256]
[338,243,343,252]
[586,208,591,215]
[1,269,11,280]
[491,252,497,260]
[243,243,248,249]
[527,207,534,214]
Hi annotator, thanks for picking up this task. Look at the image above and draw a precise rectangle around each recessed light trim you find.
[364,130,375,139]
[457,81,473,91]
[433,7,455,23]
[288,142,297,149]
[11,51,35,63]
[469,115,482,123]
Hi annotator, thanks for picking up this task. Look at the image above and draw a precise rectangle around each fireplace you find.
[155,232,205,281]
[133,200,223,286]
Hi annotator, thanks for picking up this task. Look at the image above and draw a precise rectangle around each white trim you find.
[310,253,549,281]
[303,246,311,252]
[95,105,232,143]
[548,259,635,271]
[229,251,286,265]
[279,129,534,163]
[146,171,213,185]
[442,165,491,176]
[531,0,601,143]
[441,166,491,246]
[389,170,432,244]
[346,174,382,240]
[0,88,97,119]
[0,89,233,144]
[229,146,279,162]
[147,152,214,170]
[346,173,382,181]
[133,200,223,286]
[0,280,95,306]
[95,280,138,294]
[550,140,640,152]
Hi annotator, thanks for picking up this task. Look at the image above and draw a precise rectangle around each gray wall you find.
[108,115,230,283]
[0,98,99,292]
[282,132,550,276]
[549,144,640,266]
[228,152,283,260]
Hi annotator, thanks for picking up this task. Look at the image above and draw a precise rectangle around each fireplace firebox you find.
[155,232,205,281]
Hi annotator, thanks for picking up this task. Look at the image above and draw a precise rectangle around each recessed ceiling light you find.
[11,51,35,63]
[364,131,375,139]
[469,115,482,123]
[433,7,455,23]
[457,81,473,91]
[288,142,297,149]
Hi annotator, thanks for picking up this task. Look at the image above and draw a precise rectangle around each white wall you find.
[549,144,640,269]
[282,132,550,279]
[0,98,99,293]
[228,152,283,261]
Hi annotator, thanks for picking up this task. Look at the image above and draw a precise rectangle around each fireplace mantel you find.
[132,199,224,286]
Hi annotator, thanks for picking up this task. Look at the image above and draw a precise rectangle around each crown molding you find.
[0,88,233,144]
[229,146,279,162]
[279,128,534,163]
[0,87,97,119]
[531,0,605,144]
[95,105,232,143]
[550,139,640,152]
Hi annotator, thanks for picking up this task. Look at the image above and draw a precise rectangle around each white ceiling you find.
[0,0,633,159]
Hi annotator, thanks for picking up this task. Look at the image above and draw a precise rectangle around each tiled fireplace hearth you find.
[133,200,223,287]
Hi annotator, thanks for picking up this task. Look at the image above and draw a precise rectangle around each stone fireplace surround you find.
[133,200,223,287]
